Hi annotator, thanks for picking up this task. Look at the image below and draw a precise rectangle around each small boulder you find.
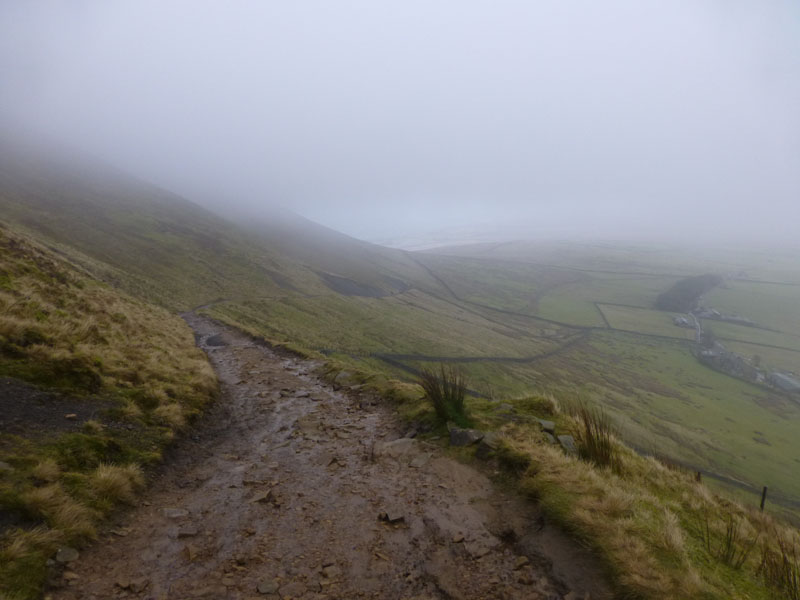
[375,437,416,459]
[321,564,342,579]
[177,526,199,538]
[378,508,405,524]
[55,547,79,564]
[408,454,430,469]
[449,427,484,447]
[257,580,279,595]
[333,371,353,388]
[557,435,578,455]
[162,508,189,519]
[536,419,556,434]
[475,431,502,459]
[182,543,200,561]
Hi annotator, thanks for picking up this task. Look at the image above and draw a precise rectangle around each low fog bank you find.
[1,2,798,245]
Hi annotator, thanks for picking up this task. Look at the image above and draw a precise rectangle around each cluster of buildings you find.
[693,306,755,327]
[672,307,800,397]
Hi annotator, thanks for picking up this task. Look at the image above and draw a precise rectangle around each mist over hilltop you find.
[1,1,798,243]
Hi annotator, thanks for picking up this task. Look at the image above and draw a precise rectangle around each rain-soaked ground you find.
[49,314,612,600]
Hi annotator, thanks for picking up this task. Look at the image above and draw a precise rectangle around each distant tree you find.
[655,274,723,312]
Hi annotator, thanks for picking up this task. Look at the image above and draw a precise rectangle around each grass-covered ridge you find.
[498,409,800,600]
[0,223,217,599]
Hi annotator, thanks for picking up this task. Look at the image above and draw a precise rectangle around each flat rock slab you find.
[536,419,556,434]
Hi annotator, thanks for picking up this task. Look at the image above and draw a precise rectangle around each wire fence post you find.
[760,486,768,511]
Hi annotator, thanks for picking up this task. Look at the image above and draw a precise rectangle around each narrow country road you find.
[49,315,611,600]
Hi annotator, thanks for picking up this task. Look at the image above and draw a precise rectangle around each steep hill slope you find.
[0,223,217,598]
[0,143,439,311]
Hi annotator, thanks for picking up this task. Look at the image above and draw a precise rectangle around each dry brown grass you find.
[31,459,60,483]
[0,226,217,422]
[20,484,97,541]
[499,417,798,599]
[89,464,144,504]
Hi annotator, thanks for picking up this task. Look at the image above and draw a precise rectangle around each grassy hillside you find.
[0,224,217,599]
[0,144,445,311]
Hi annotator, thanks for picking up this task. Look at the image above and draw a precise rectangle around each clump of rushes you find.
[757,530,800,599]
[569,401,618,471]
[419,364,471,427]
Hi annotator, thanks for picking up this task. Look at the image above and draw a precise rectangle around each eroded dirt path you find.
[51,315,611,600]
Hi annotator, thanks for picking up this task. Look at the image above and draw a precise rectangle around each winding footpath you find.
[49,315,611,600]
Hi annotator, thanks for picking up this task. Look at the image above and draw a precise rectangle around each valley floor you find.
[47,316,610,600]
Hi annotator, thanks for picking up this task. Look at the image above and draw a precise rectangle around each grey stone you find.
[257,580,279,594]
[162,508,189,519]
[177,526,199,538]
[0,461,13,473]
[465,541,492,558]
[321,564,342,579]
[544,432,556,444]
[333,371,353,388]
[536,419,556,434]
[496,403,515,413]
[251,489,276,505]
[409,454,431,469]
[449,427,484,447]
[376,437,416,459]
[557,434,578,455]
[475,432,501,459]
[379,508,405,524]
[55,547,79,564]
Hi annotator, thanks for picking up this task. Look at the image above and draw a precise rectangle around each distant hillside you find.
[0,143,440,311]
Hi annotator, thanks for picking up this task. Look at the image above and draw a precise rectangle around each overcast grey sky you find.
[1,1,798,242]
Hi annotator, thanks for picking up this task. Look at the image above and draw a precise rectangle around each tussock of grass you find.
[419,365,470,427]
[20,484,97,541]
[31,459,60,484]
[0,527,62,600]
[89,464,143,504]
[757,531,800,599]
[566,401,618,471]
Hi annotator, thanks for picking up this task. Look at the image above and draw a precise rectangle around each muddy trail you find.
[50,315,612,600]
